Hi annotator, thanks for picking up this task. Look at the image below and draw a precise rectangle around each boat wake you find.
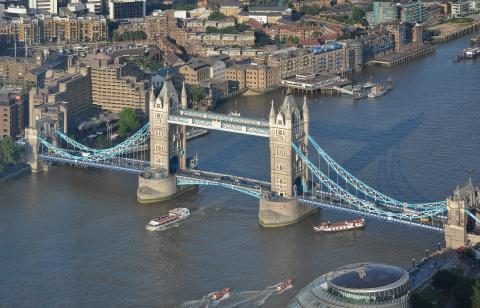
[148,223,180,232]
[180,289,277,307]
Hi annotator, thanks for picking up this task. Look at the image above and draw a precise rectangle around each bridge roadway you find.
[168,109,270,137]
[176,169,270,198]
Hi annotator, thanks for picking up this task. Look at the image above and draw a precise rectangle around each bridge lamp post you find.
[412,258,415,268]
[425,248,429,258]
[438,242,441,251]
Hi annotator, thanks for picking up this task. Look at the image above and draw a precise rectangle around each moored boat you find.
[210,288,230,300]
[145,208,190,231]
[313,218,365,232]
[275,278,294,292]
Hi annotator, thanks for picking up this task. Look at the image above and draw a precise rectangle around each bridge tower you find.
[444,180,480,249]
[137,74,192,203]
[258,93,316,227]
[25,127,42,173]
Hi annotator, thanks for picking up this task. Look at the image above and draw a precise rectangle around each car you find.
[234,178,241,184]
[220,176,229,181]
[214,177,221,181]
[193,171,201,176]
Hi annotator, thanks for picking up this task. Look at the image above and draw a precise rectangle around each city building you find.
[238,6,289,25]
[29,66,93,132]
[0,88,24,138]
[371,2,398,26]
[225,62,279,92]
[0,57,38,85]
[144,10,177,44]
[187,31,255,47]
[0,14,108,44]
[108,0,145,20]
[288,263,411,308]
[451,0,470,17]
[267,43,348,79]
[29,0,58,14]
[398,1,423,24]
[88,53,149,115]
[218,0,242,17]
[179,59,211,85]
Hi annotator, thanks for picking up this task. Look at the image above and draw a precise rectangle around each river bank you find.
[0,164,30,183]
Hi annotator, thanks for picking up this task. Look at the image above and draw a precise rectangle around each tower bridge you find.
[22,74,480,248]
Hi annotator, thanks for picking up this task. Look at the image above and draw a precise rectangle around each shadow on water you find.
[324,114,424,176]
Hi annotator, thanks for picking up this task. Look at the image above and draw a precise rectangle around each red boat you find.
[210,288,230,300]
[276,278,294,292]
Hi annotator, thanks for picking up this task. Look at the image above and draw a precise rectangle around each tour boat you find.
[368,85,388,98]
[313,218,365,232]
[210,288,230,300]
[145,208,190,231]
[275,278,294,292]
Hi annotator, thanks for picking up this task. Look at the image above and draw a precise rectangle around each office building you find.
[29,0,58,14]
[0,88,24,138]
[108,0,145,20]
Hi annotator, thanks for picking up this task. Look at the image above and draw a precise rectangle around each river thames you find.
[1,35,479,307]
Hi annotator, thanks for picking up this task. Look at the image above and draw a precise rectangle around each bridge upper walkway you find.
[168,109,269,137]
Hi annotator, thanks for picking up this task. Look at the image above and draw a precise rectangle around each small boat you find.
[275,278,294,292]
[313,218,365,232]
[368,85,388,98]
[145,208,190,231]
[210,288,230,300]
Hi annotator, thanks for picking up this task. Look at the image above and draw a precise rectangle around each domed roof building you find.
[289,263,411,308]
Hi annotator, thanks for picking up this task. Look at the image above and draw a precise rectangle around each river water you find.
[1,35,479,307]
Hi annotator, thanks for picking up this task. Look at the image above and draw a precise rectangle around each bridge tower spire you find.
[259,93,316,227]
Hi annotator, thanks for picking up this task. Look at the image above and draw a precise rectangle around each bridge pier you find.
[137,172,196,204]
[259,197,317,227]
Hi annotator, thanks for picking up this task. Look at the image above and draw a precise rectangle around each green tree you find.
[472,279,480,308]
[454,277,474,308]
[351,6,366,22]
[94,135,108,148]
[0,137,23,173]
[186,85,206,104]
[118,108,140,137]
[410,293,434,308]
[254,30,272,47]
[432,270,456,292]
[208,11,226,21]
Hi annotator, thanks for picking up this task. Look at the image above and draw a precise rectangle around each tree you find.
[208,11,226,21]
[351,6,366,22]
[94,135,109,148]
[186,85,206,104]
[410,293,434,308]
[454,277,474,308]
[0,137,23,174]
[254,30,272,47]
[472,279,480,308]
[118,108,140,137]
[432,270,456,292]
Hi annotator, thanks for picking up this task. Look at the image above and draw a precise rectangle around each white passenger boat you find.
[146,208,190,231]
[313,218,365,232]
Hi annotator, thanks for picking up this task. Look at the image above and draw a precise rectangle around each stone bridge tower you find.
[258,93,316,227]
[137,75,191,203]
[444,180,480,249]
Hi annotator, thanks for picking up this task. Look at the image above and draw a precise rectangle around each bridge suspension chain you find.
[293,143,447,220]
[307,135,446,210]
